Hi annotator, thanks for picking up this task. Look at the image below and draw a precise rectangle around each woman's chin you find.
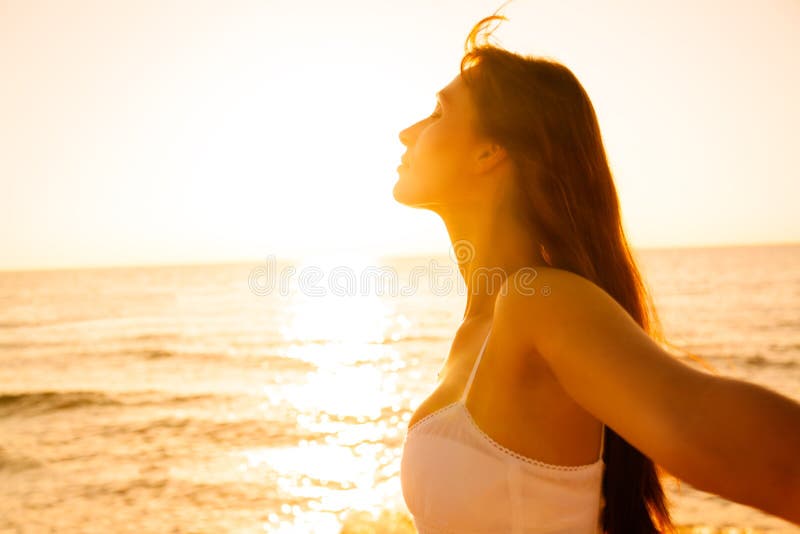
[392,173,442,208]
[392,180,423,207]
[392,180,413,205]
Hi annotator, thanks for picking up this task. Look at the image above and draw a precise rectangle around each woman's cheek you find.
[420,133,459,182]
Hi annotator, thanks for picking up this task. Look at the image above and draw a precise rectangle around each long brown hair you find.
[458,11,714,534]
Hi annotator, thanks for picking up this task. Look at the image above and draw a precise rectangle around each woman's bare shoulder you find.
[494,266,603,327]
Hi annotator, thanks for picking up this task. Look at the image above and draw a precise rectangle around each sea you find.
[1,243,798,533]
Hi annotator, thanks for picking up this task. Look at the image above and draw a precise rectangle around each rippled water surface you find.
[1,245,798,533]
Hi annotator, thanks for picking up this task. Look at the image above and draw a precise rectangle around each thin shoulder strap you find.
[460,327,492,403]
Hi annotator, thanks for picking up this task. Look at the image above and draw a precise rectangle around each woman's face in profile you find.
[394,74,485,209]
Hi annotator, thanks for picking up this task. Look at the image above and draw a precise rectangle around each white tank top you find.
[400,327,606,533]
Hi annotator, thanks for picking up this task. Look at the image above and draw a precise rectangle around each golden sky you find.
[1,0,798,270]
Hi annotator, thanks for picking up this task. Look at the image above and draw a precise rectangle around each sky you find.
[1,0,798,270]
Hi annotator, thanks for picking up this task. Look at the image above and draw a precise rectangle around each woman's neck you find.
[438,201,548,321]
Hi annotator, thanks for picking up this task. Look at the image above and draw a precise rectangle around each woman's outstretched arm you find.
[496,267,800,525]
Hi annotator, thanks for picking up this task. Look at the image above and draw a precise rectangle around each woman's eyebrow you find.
[435,91,449,103]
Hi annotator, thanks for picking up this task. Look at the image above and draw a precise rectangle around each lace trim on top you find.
[406,400,605,472]
[458,403,604,472]
[407,401,460,435]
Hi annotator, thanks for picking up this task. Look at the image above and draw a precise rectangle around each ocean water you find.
[0,244,798,533]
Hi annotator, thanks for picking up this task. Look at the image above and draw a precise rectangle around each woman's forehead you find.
[438,75,481,125]
[438,74,468,102]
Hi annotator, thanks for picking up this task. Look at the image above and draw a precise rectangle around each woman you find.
[394,13,800,534]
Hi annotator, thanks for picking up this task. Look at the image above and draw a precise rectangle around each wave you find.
[106,415,306,447]
[0,445,43,472]
[0,320,43,329]
[0,318,98,330]
[0,390,222,417]
[769,342,800,353]
[376,334,450,344]
[744,354,797,368]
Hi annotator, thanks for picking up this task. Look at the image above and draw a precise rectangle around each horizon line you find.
[1,239,798,274]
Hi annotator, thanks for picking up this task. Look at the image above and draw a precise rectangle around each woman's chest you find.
[407,339,556,432]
